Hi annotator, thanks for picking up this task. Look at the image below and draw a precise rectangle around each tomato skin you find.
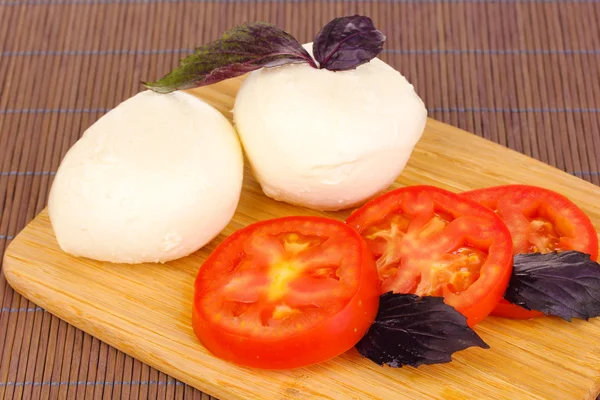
[346,185,514,327]
[490,299,545,319]
[192,216,380,370]
[463,184,599,319]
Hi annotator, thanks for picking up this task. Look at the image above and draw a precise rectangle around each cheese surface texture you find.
[233,44,427,211]
[48,90,244,264]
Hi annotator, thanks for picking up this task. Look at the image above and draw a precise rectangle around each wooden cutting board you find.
[4,77,600,400]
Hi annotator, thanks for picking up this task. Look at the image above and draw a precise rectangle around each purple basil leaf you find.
[144,22,316,93]
[355,292,488,368]
[504,251,600,321]
[312,14,386,71]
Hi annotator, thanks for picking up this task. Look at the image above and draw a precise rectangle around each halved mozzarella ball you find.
[233,44,427,211]
[48,90,243,264]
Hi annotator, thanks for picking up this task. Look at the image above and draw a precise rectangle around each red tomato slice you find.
[192,216,380,370]
[463,184,599,319]
[345,185,514,327]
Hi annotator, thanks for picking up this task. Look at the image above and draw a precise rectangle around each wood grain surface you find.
[3,77,600,400]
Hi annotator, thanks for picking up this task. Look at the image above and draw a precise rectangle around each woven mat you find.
[1,1,600,399]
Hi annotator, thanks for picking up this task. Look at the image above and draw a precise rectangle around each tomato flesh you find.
[463,184,599,319]
[192,216,380,369]
[346,185,514,326]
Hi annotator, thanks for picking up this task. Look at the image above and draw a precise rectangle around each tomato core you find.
[362,210,488,297]
[207,230,356,334]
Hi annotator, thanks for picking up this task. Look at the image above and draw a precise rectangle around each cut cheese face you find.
[233,43,427,211]
[48,90,244,264]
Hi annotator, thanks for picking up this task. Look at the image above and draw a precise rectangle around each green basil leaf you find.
[144,22,316,93]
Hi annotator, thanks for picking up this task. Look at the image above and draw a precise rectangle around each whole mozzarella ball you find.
[48,90,244,264]
[233,44,427,211]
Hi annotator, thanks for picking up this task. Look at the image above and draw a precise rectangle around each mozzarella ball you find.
[233,44,427,211]
[48,90,244,264]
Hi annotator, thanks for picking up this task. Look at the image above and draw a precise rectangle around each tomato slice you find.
[345,185,514,327]
[192,216,380,369]
[462,184,599,319]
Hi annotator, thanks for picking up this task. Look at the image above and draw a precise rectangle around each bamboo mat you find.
[1,1,600,399]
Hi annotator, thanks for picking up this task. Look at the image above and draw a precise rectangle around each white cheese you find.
[233,43,427,211]
[48,90,244,264]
